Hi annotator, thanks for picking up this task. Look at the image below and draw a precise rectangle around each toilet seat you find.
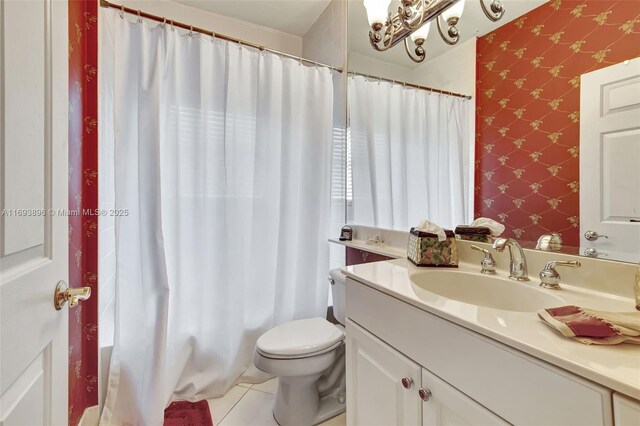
[257,340,343,360]
[256,318,344,358]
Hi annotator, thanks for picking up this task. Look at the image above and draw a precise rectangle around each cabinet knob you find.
[401,377,413,389]
[418,388,432,402]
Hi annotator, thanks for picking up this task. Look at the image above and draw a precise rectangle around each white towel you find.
[415,219,447,242]
[469,217,505,237]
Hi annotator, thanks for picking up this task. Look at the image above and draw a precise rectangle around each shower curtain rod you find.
[99,0,344,73]
[348,71,472,99]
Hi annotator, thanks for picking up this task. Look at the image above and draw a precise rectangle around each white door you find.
[580,58,640,262]
[346,319,422,426]
[421,369,508,426]
[0,0,69,424]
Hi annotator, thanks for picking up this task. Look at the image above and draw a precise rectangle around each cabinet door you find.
[614,394,640,426]
[346,319,422,426]
[421,369,509,426]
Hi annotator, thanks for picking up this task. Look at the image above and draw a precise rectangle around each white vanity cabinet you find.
[613,394,640,425]
[346,277,619,426]
[346,319,422,425]
[347,319,508,426]
[420,368,508,426]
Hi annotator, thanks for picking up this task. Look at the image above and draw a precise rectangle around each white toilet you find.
[254,269,347,426]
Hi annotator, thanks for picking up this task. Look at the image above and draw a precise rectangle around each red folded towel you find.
[538,305,640,345]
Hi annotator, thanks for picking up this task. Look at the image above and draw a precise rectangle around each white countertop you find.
[343,258,640,400]
[328,238,406,259]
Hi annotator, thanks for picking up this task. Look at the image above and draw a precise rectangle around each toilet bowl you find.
[253,269,347,426]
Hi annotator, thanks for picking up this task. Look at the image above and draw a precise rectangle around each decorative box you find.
[454,226,492,243]
[407,228,458,267]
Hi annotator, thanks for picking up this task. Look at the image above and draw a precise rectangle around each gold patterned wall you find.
[68,1,99,425]
[475,0,640,246]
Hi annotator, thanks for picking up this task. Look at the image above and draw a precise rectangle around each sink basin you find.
[410,270,566,312]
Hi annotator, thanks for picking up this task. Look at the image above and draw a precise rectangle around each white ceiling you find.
[175,0,548,68]
[349,0,548,69]
[175,0,333,36]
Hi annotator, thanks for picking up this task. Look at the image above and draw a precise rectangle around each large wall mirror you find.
[346,0,640,263]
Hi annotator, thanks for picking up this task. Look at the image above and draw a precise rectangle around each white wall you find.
[302,0,346,69]
[116,0,303,56]
[348,51,414,84]
[411,38,476,95]
[349,38,476,96]
[302,0,348,272]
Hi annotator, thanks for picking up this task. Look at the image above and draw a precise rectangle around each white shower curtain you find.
[100,11,334,425]
[348,75,471,230]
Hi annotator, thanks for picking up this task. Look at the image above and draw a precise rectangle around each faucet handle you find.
[470,245,497,274]
[539,260,581,290]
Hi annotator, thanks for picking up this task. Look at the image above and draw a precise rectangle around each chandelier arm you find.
[400,0,427,31]
[480,0,504,22]
[381,17,398,49]
[403,38,426,63]
[369,16,397,52]
[367,0,480,53]
[436,17,458,45]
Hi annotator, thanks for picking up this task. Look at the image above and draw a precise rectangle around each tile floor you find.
[207,378,346,426]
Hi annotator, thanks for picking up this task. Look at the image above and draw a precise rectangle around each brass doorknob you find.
[54,280,91,310]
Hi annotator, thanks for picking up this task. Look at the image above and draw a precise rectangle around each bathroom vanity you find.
[343,257,640,425]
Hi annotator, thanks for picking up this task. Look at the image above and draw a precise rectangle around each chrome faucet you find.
[470,245,497,274]
[539,260,581,290]
[492,238,529,281]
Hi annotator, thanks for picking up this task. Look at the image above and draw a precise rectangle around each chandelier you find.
[363,0,505,63]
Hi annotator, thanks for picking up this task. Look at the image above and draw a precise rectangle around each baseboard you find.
[78,405,99,426]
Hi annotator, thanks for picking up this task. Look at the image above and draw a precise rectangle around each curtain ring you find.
[170,20,175,31]
[119,5,124,18]
[211,31,216,42]
[162,17,166,28]
[137,10,142,23]
[189,26,193,37]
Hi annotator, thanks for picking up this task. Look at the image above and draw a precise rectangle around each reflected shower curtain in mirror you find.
[348,76,471,230]
[100,10,333,425]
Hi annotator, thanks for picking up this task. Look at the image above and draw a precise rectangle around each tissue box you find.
[407,228,458,267]
[454,226,492,243]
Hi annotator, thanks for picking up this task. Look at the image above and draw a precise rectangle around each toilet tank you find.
[329,269,347,325]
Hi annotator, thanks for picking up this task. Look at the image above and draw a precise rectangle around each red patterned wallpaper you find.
[68,1,99,424]
[475,0,640,247]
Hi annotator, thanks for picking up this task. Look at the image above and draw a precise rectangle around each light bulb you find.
[410,22,431,42]
[363,0,392,27]
[441,0,465,23]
